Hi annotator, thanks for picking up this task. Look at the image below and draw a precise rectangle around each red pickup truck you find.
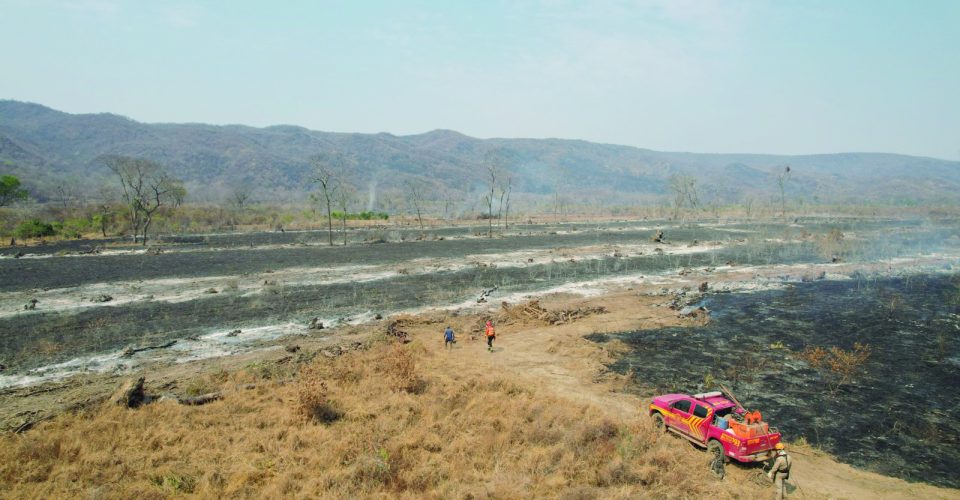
[649,391,782,468]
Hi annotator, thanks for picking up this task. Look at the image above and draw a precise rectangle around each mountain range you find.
[1,100,958,209]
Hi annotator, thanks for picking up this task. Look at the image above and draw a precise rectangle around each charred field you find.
[1,218,951,380]
[588,266,960,488]
[1,216,959,492]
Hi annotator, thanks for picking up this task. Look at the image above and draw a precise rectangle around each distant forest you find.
[2,100,959,219]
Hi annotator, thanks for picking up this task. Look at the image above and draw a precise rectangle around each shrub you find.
[384,342,424,393]
[797,342,872,392]
[296,365,339,423]
[15,219,56,239]
[333,211,390,221]
[57,217,92,238]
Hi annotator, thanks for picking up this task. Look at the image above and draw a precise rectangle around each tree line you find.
[0,150,856,246]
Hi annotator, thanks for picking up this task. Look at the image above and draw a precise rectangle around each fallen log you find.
[121,340,178,357]
[177,392,222,406]
[14,415,52,434]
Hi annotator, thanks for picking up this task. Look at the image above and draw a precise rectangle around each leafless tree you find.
[668,174,699,221]
[232,182,252,211]
[483,157,499,238]
[100,155,185,245]
[55,184,71,209]
[553,191,561,222]
[498,175,512,235]
[336,180,356,246]
[406,179,426,232]
[224,182,253,229]
[312,153,346,246]
[777,165,792,218]
[441,188,455,221]
[742,196,755,220]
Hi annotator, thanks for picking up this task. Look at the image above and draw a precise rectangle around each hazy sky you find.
[2,0,958,159]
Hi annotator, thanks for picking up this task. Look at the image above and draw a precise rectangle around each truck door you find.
[690,403,712,442]
[669,399,693,435]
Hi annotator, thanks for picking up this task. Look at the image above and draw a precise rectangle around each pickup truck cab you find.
[649,391,781,464]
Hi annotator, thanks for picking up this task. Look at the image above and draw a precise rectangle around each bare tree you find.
[553,191,561,222]
[742,196,755,220]
[232,182,253,211]
[100,155,185,245]
[229,182,254,230]
[335,180,356,246]
[406,179,426,232]
[55,184,71,209]
[483,164,500,237]
[498,175,512,235]
[441,188,455,221]
[777,165,792,218]
[311,153,346,246]
[668,174,699,221]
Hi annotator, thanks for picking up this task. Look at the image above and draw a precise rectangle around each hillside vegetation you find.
[2,100,959,208]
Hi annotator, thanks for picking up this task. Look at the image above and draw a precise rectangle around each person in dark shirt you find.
[443,326,455,351]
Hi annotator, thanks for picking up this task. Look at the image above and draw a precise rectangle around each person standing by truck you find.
[485,320,496,351]
[767,443,792,499]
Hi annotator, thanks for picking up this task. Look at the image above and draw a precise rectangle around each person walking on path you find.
[443,326,455,351]
[484,320,496,352]
[767,443,792,499]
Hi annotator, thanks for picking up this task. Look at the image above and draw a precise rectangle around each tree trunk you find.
[325,197,333,246]
[141,217,151,246]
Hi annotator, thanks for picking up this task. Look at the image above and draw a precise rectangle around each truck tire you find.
[707,440,726,479]
[652,413,665,432]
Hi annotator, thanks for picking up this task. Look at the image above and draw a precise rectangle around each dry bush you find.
[798,342,872,392]
[814,228,847,260]
[296,365,339,423]
[798,345,829,369]
[382,342,426,394]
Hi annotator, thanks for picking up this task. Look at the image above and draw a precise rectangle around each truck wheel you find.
[707,440,726,479]
[652,413,665,432]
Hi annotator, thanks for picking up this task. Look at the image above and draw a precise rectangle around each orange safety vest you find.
[485,324,495,337]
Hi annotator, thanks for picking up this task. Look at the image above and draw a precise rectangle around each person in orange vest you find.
[485,320,496,351]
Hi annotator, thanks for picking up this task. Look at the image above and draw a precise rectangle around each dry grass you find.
[0,327,763,499]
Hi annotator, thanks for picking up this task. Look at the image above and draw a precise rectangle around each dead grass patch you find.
[0,318,764,499]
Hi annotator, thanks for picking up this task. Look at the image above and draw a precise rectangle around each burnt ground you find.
[0,217,958,488]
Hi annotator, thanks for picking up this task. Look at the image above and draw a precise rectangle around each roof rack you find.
[692,391,723,399]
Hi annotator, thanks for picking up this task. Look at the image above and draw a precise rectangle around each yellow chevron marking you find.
[678,414,706,441]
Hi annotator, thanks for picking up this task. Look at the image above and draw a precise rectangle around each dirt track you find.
[405,289,960,499]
